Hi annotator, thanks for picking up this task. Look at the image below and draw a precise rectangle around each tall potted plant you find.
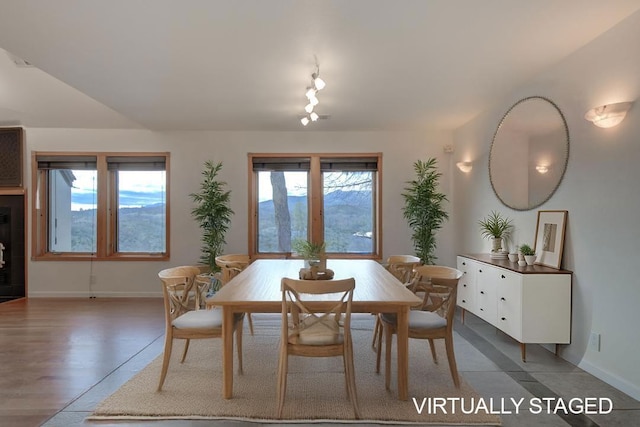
[402,158,449,265]
[190,161,233,273]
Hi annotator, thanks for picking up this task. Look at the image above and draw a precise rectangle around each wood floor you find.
[0,297,165,427]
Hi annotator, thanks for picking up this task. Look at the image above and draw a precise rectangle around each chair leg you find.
[375,320,383,373]
[384,324,393,391]
[247,313,255,335]
[371,316,380,350]
[157,334,173,391]
[428,338,438,363]
[444,336,460,388]
[344,339,361,419]
[276,350,288,418]
[236,318,244,374]
[180,338,190,363]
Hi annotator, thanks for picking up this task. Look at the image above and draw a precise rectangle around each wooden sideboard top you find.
[460,253,573,275]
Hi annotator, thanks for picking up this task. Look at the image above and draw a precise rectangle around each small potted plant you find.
[292,239,326,269]
[478,211,513,257]
[519,244,536,266]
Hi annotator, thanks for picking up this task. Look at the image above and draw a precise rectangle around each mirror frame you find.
[489,96,570,211]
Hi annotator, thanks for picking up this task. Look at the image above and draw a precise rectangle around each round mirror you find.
[489,96,569,211]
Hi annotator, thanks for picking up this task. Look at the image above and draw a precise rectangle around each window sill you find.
[32,253,169,261]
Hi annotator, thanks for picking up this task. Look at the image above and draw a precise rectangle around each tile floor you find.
[41,308,639,427]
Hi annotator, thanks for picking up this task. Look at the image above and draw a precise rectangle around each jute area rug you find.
[89,315,500,425]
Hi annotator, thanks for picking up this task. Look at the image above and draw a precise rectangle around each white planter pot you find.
[524,255,536,265]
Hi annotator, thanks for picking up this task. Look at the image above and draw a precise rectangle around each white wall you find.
[25,128,456,297]
[452,11,640,400]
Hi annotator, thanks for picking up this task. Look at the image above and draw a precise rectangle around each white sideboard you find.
[457,254,572,361]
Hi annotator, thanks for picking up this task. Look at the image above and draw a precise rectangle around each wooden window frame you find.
[31,151,170,261]
[248,152,382,260]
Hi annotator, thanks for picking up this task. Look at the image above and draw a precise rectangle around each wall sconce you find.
[456,161,472,173]
[535,165,549,174]
[584,102,633,128]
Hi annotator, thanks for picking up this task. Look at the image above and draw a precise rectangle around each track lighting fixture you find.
[300,61,327,126]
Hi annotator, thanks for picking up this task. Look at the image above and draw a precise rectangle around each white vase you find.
[518,260,527,267]
[525,255,536,266]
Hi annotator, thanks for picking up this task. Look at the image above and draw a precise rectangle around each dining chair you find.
[371,255,421,351]
[157,265,244,391]
[215,254,254,334]
[377,265,463,389]
[277,277,360,419]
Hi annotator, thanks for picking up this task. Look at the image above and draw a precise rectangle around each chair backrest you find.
[385,255,421,284]
[158,266,202,324]
[280,277,355,344]
[411,266,462,323]
[215,254,251,284]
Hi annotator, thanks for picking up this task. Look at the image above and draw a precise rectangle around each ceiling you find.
[1,0,639,132]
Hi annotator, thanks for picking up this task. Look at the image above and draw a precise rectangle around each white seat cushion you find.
[172,308,223,329]
[295,316,342,345]
[381,311,447,329]
[408,311,446,329]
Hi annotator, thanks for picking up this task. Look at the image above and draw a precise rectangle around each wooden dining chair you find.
[277,277,360,419]
[371,255,421,351]
[377,265,463,389]
[157,266,244,391]
[215,254,254,335]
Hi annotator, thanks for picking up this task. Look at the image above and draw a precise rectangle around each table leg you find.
[222,307,235,399]
[396,306,410,400]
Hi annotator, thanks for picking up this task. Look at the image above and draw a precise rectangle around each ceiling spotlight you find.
[304,103,314,113]
[308,95,319,106]
[310,112,319,121]
[305,87,317,99]
[313,73,326,90]
[300,117,310,126]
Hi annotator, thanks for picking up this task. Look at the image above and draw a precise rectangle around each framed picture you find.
[534,210,568,269]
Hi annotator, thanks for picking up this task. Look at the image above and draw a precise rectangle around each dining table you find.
[206,258,422,401]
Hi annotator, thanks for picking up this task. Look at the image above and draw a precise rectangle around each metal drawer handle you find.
[501,274,506,279]
[480,291,485,294]
[501,297,505,301]
[501,317,506,321]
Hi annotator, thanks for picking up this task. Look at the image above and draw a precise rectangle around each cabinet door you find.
[456,257,475,312]
[475,264,497,324]
[496,269,523,340]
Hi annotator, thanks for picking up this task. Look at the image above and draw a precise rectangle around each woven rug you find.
[89,316,501,425]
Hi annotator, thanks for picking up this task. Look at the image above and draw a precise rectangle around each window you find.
[33,152,169,260]
[249,153,381,259]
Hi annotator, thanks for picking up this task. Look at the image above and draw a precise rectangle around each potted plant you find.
[402,158,449,265]
[190,161,233,280]
[292,238,326,268]
[519,244,536,266]
[478,211,513,257]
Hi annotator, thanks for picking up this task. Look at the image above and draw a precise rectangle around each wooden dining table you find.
[206,258,422,401]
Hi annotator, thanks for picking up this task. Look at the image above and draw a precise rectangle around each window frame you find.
[248,152,382,260]
[31,151,170,261]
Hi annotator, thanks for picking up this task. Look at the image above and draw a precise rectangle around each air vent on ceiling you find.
[6,52,34,68]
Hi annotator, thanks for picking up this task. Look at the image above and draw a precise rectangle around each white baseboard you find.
[28,291,162,298]
[578,359,640,401]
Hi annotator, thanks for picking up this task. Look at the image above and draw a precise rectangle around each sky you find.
[71,171,166,210]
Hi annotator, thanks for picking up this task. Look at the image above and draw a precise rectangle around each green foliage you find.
[292,239,326,260]
[402,158,449,265]
[190,161,233,272]
[478,211,513,239]
[519,244,535,256]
